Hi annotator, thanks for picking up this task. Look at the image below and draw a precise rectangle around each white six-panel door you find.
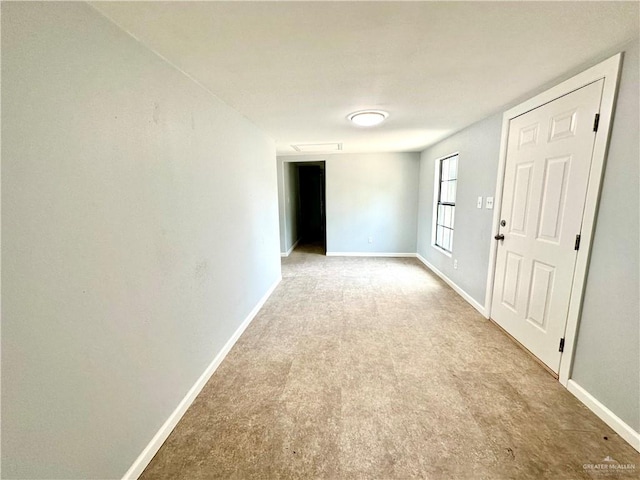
[491,80,604,373]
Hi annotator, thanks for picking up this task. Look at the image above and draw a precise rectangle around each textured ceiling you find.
[91,1,639,155]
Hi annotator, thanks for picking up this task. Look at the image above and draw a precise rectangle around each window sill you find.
[431,244,453,258]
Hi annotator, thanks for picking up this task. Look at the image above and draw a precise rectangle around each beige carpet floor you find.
[141,243,639,479]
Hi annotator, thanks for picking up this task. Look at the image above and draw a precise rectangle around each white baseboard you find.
[121,276,282,480]
[415,255,640,454]
[280,238,300,257]
[415,253,487,317]
[567,380,640,453]
[325,252,416,257]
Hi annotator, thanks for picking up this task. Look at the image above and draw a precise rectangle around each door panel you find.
[518,123,539,148]
[549,109,578,142]
[501,252,523,311]
[526,261,555,331]
[537,155,571,242]
[510,163,534,235]
[491,80,604,373]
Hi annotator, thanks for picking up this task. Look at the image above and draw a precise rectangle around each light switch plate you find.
[477,196,483,209]
[486,197,494,209]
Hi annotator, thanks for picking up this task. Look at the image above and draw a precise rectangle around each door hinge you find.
[574,234,581,251]
[559,337,565,353]
[593,113,600,132]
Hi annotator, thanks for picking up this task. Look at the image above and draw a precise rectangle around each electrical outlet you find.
[368,236,373,244]
[453,259,458,269]
[486,197,494,209]
[477,197,483,209]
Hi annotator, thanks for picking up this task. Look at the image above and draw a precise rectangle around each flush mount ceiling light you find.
[348,110,388,127]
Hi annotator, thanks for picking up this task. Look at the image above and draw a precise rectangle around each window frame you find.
[431,152,459,256]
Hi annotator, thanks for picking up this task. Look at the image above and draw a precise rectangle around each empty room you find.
[2,1,639,479]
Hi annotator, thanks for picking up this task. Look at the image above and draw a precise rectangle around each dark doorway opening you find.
[296,162,326,253]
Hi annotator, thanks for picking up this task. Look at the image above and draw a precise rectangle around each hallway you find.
[140,246,639,479]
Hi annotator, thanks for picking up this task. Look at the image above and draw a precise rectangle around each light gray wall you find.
[277,160,302,254]
[284,162,300,252]
[416,115,503,304]
[278,153,420,255]
[325,153,419,254]
[571,38,640,431]
[415,38,639,433]
[2,3,281,479]
[277,160,287,252]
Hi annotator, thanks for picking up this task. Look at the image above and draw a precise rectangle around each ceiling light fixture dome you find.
[348,110,388,127]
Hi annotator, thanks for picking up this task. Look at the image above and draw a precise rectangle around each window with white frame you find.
[434,154,458,253]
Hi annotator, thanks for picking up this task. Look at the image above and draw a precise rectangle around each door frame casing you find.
[484,53,623,387]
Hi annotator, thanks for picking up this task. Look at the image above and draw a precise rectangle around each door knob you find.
[494,234,505,241]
